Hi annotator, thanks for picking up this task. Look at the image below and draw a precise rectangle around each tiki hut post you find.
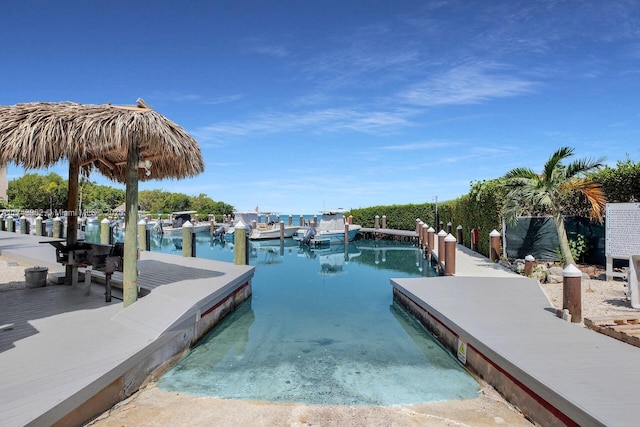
[65,157,80,285]
[123,140,140,306]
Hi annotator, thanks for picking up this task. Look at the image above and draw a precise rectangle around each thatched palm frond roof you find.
[0,100,204,182]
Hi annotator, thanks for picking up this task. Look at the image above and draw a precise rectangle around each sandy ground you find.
[2,256,637,426]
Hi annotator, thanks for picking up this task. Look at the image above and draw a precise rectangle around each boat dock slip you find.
[392,271,640,426]
[0,231,254,427]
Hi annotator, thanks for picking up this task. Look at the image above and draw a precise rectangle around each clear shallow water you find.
[84,225,480,405]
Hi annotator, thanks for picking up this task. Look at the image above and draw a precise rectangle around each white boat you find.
[155,211,210,236]
[299,211,361,245]
[223,211,259,243]
[249,221,299,240]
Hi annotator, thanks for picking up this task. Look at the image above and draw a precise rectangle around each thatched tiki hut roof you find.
[0,99,204,306]
[0,100,204,181]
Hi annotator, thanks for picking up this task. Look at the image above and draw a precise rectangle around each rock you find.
[548,266,564,277]
[547,274,563,284]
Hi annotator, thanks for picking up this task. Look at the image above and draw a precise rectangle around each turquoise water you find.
[84,225,480,405]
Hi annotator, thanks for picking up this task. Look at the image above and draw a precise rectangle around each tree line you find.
[1,173,234,218]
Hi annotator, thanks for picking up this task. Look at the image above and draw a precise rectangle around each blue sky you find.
[2,0,640,215]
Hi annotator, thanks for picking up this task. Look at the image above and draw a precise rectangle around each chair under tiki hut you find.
[0,99,204,306]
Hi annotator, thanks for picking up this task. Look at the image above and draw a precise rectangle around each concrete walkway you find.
[0,231,254,427]
[393,242,640,426]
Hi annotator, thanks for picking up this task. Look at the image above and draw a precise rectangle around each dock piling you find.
[444,233,457,275]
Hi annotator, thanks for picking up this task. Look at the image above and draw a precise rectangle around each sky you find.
[1,0,640,215]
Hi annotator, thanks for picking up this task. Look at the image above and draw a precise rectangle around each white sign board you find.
[457,338,467,365]
[605,203,640,258]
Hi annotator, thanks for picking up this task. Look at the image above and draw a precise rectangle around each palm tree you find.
[502,146,606,265]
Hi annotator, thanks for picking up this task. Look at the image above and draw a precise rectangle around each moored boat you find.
[299,210,361,245]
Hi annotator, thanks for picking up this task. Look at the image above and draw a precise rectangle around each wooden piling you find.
[137,220,147,252]
[35,216,43,236]
[563,264,582,323]
[182,221,194,257]
[427,227,435,257]
[525,255,535,276]
[234,220,247,265]
[100,218,110,244]
[53,217,61,238]
[489,229,501,262]
[444,233,457,276]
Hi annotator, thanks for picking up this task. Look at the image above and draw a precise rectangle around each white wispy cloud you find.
[195,107,414,141]
[400,62,536,106]
[377,141,454,151]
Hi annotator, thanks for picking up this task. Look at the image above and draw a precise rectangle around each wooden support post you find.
[280,221,285,240]
[299,215,304,226]
[444,233,457,276]
[456,225,463,246]
[375,215,380,229]
[123,141,139,307]
[489,229,501,262]
[563,264,582,323]
[525,255,535,276]
[381,215,386,229]
[65,157,80,286]
[182,221,194,257]
[289,215,293,226]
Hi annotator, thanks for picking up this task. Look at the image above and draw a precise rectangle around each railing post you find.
[182,221,194,257]
[415,218,421,235]
[525,255,535,276]
[456,225,463,246]
[563,264,582,323]
[447,221,452,234]
[444,233,457,276]
[489,229,501,262]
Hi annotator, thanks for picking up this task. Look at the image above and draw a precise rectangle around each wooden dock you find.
[359,227,418,241]
[0,231,255,427]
